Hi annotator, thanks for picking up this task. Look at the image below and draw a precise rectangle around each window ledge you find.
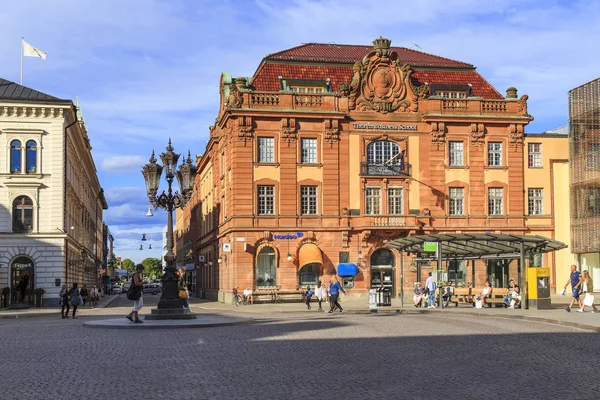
[484,166,509,171]
[528,166,543,169]
[297,163,323,168]
[254,162,280,167]
[445,165,469,170]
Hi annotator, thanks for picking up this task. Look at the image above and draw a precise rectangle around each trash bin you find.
[528,267,551,310]
[377,288,392,307]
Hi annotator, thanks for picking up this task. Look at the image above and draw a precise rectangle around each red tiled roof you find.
[266,43,473,68]
[251,63,503,99]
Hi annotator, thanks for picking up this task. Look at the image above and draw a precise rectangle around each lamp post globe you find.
[141,139,197,320]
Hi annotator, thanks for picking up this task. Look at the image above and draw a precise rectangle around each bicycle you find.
[232,293,245,306]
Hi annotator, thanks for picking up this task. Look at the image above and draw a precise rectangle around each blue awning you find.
[337,263,358,277]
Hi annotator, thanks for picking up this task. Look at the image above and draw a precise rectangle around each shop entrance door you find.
[11,256,35,305]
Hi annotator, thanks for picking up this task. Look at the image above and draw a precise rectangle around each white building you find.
[0,79,108,307]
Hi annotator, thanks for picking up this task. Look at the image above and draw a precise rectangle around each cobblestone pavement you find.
[1,295,599,400]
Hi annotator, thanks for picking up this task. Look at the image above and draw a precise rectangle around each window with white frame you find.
[365,187,381,215]
[528,188,544,215]
[388,187,403,215]
[257,137,274,163]
[449,141,464,166]
[528,143,542,168]
[301,138,317,164]
[301,186,318,215]
[449,187,465,215]
[586,143,600,170]
[367,141,401,165]
[488,142,502,166]
[257,185,274,215]
[488,188,504,215]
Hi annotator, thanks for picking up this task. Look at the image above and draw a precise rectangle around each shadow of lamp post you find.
[142,139,197,320]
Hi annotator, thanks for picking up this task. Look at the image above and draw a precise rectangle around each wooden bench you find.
[449,288,473,306]
[252,289,304,304]
[473,287,507,308]
[252,290,275,304]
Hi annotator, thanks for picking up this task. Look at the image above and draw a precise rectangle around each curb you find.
[0,295,120,320]
[83,315,254,329]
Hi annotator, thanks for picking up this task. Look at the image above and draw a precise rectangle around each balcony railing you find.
[360,162,411,176]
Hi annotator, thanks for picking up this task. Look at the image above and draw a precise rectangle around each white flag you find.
[22,39,47,59]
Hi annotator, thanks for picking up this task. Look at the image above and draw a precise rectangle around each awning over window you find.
[298,243,323,269]
[337,263,358,277]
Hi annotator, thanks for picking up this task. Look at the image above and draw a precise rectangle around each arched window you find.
[256,246,276,287]
[367,141,401,165]
[10,140,22,173]
[13,196,33,232]
[299,263,319,286]
[26,140,37,173]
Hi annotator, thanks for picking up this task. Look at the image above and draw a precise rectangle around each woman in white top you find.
[313,281,327,311]
[578,270,597,313]
[480,280,492,307]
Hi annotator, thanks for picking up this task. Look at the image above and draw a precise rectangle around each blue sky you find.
[1,0,599,263]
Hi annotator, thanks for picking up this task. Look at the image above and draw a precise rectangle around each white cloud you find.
[101,156,147,173]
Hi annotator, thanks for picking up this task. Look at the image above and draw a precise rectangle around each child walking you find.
[305,287,313,310]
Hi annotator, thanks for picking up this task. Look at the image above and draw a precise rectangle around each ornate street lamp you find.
[142,139,197,319]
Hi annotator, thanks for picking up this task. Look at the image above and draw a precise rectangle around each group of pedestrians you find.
[564,264,597,313]
[304,277,346,313]
[59,283,103,319]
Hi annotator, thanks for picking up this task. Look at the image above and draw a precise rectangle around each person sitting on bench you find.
[503,279,521,309]
[442,281,454,308]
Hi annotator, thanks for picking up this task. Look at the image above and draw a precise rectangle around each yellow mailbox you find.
[528,267,551,309]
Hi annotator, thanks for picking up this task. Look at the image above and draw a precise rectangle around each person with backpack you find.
[126,264,148,323]
[305,286,313,310]
[80,284,89,306]
[59,284,70,319]
[69,282,81,318]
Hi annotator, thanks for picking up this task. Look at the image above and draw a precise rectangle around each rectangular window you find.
[300,186,318,215]
[221,152,225,176]
[488,188,504,215]
[301,138,317,164]
[528,188,544,215]
[448,260,466,283]
[339,252,350,263]
[257,137,274,163]
[488,142,503,166]
[586,143,600,170]
[365,187,381,215]
[528,143,542,168]
[388,187,403,215]
[449,187,465,216]
[449,141,464,166]
[257,185,274,215]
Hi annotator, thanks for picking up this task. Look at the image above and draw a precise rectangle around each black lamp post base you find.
[144,308,198,320]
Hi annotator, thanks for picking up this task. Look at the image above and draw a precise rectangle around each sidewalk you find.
[0,294,120,319]
[188,294,600,332]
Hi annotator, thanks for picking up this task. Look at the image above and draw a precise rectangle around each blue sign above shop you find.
[274,233,303,240]
[337,263,358,277]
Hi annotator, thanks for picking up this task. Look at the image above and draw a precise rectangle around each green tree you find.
[141,257,163,279]
[122,258,135,273]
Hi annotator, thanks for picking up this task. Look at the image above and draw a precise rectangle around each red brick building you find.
[179,37,561,302]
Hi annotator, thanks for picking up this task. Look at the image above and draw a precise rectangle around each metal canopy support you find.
[520,241,527,310]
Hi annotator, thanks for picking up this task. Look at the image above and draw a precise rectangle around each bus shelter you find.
[385,233,567,309]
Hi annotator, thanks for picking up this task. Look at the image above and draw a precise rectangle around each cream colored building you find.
[0,79,108,307]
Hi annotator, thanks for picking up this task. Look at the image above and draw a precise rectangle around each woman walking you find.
[89,286,99,308]
[69,283,81,319]
[178,268,189,309]
[126,264,148,323]
[80,284,89,306]
[314,281,327,311]
[59,284,70,319]
[328,276,346,314]
[578,270,598,313]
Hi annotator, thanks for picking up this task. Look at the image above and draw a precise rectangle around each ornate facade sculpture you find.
[281,118,297,144]
[430,122,446,145]
[323,119,340,146]
[227,83,244,109]
[470,123,486,146]
[341,37,429,114]
[508,123,525,147]
[517,94,531,117]
[237,116,253,142]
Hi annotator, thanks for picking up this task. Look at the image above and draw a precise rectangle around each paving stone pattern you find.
[0,301,599,399]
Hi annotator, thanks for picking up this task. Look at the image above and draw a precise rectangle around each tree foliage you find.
[141,257,163,279]
[122,258,135,273]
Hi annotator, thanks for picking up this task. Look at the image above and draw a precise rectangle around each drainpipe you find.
[63,106,79,285]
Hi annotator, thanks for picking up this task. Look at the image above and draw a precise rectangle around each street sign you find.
[223,243,231,252]
[423,242,438,252]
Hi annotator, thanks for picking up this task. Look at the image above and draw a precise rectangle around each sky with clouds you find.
[1,0,599,262]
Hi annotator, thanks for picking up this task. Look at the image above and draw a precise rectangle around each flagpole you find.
[20,37,23,85]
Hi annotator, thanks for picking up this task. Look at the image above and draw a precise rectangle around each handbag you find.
[127,285,141,301]
[584,294,595,307]
[179,289,187,300]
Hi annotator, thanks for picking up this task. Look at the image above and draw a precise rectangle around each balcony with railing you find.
[360,162,411,176]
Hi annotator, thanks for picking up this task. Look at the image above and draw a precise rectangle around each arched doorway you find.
[11,256,35,305]
[370,249,395,294]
